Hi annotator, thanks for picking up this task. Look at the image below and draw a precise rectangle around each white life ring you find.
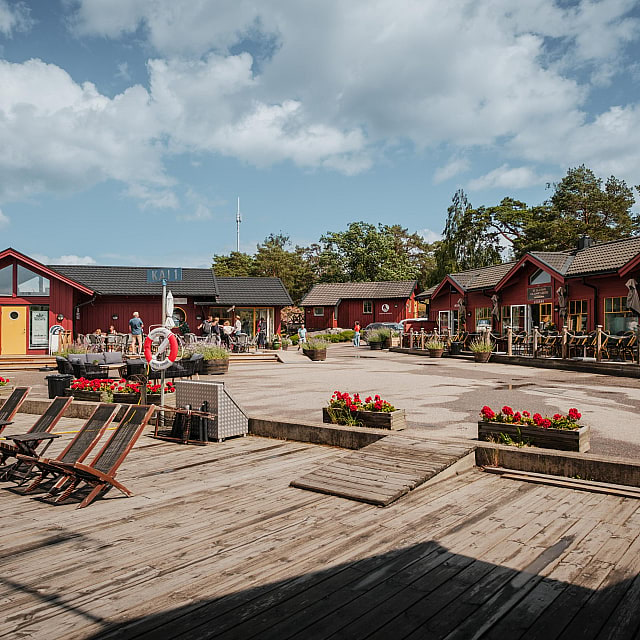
[144,327,179,371]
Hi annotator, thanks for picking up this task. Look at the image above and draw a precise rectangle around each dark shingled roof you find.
[447,262,516,292]
[301,281,417,306]
[530,252,574,274]
[215,277,293,306]
[417,284,438,299]
[49,265,218,297]
[565,236,640,276]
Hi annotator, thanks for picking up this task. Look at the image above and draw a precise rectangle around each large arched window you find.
[172,306,187,326]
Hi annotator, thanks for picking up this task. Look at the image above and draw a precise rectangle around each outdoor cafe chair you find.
[0,387,31,433]
[0,396,73,481]
[17,403,119,492]
[43,404,155,509]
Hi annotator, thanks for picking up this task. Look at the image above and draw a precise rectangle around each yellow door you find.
[1,306,27,355]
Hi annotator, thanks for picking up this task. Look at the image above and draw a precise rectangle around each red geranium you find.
[502,406,514,417]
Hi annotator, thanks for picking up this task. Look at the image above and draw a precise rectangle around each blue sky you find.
[1,0,640,267]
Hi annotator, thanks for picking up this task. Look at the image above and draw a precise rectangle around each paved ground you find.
[4,344,640,459]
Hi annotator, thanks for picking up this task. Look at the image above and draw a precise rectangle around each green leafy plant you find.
[304,338,329,351]
[366,329,383,343]
[469,337,494,353]
[480,405,582,430]
[182,344,229,360]
[425,339,445,350]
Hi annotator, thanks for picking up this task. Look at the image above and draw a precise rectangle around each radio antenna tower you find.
[236,197,242,252]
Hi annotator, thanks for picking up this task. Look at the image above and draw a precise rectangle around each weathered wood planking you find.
[290,433,476,506]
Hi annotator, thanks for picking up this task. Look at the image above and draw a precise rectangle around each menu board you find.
[30,306,49,348]
[527,286,552,302]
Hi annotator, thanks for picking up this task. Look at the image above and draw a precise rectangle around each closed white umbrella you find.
[165,290,175,327]
[626,279,640,315]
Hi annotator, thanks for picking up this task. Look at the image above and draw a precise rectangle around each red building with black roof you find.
[0,247,292,355]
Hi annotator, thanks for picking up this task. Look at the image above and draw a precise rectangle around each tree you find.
[212,251,256,276]
[308,222,425,284]
[433,189,502,281]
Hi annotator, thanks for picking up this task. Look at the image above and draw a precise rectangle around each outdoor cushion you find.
[104,352,123,365]
[68,355,84,365]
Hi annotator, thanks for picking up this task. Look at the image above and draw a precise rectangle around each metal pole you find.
[161,278,167,407]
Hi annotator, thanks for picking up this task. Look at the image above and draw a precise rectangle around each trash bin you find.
[449,342,462,356]
[46,374,73,399]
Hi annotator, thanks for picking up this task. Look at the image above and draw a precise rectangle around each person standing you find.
[221,320,233,349]
[198,315,212,339]
[211,317,221,345]
[257,317,266,349]
[129,311,144,355]
[297,323,307,350]
[353,321,361,347]
[234,316,242,335]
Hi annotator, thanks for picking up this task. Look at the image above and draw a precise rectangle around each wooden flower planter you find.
[70,390,103,402]
[477,420,590,452]
[428,348,444,358]
[369,342,383,350]
[113,392,139,404]
[204,359,229,375]
[323,407,406,430]
[303,348,327,361]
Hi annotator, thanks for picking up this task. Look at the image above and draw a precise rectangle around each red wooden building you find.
[300,281,418,330]
[424,237,640,334]
[0,247,292,355]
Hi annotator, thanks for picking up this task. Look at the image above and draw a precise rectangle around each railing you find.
[401,325,640,365]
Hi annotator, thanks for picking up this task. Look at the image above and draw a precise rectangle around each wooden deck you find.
[1,421,640,639]
[291,433,475,506]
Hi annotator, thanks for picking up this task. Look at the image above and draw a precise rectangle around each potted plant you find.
[303,338,329,361]
[0,376,14,397]
[469,337,494,362]
[425,338,445,358]
[367,329,384,350]
[281,336,291,351]
[113,379,176,404]
[323,391,406,430]
[377,327,393,349]
[68,377,114,402]
[478,405,589,452]
[271,335,281,350]
[184,344,230,375]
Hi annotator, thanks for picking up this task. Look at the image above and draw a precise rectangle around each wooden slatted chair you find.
[0,396,72,467]
[17,403,119,492]
[0,386,31,432]
[45,404,155,509]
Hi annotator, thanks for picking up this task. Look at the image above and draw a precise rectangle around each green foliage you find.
[304,338,329,351]
[366,329,384,343]
[290,334,300,345]
[469,337,494,353]
[425,339,445,349]
[212,251,255,277]
[54,346,87,357]
[182,344,229,360]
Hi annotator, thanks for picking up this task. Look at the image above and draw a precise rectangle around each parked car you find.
[362,322,404,341]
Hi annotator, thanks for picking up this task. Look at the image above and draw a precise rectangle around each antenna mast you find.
[236,197,241,252]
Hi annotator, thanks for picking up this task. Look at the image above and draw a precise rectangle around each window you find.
[313,307,324,317]
[475,307,491,330]
[30,305,49,348]
[604,297,633,333]
[363,300,373,314]
[17,265,50,296]
[532,302,553,329]
[529,269,551,285]
[172,306,186,326]
[0,264,12,296]
[568,300,588,332]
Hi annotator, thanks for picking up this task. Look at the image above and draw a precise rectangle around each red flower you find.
[513,412,521,422]
[533,413,543,426]
[350,405,357,412]
[522,411,530,417]
[540,419,552,429]
[553,413,562,420]
[480,406,495,420]
[502,406,514,417]
[568,408,581,421]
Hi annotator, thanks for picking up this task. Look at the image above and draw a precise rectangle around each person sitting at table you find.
[106,325,118,351]
[221,320,233,348]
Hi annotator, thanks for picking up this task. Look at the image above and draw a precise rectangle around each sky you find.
[1,0,640,268]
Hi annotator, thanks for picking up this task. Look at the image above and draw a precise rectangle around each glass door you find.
[511,305,527,332]
[438,311,450,334]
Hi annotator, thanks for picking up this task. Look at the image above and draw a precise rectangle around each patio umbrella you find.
[165,290,175,327]
[556,286,567,319]
[626,279,640,315]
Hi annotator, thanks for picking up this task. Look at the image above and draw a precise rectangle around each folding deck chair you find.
[17,403,120,491]
[0,396,73,481]
[45,404,155,509]
[0,387,31,432]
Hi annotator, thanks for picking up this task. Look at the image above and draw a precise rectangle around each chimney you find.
[577,235,594,250]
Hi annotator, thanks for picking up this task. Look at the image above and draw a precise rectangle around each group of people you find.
[198,315,252,349]
[295,320,362,349]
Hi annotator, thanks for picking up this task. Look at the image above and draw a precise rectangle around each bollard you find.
[507,327,512,356]
[533,326,539,358]
[562,325,568,360]
[596,325,602,362]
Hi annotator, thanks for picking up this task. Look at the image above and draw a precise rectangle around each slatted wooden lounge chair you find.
[0,395,72,467]
[0,386,31,432]
[45,404,155,509]
[17,403,119,491]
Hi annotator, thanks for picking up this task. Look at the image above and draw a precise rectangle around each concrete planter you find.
[477,420,590,453]
[303,348,327,361]
[204,359,229,375]
[323,407,406,430]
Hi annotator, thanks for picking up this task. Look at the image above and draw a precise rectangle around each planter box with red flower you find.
[478,406,590,453]
[0,377,14,397]
[323,392,406,430]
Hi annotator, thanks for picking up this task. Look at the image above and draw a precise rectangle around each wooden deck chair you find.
[46,404,155,509]
[0,387,31,432]
[17,403,119,492]
[0,396,72,467]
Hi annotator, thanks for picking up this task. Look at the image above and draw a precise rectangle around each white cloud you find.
[418,228,441,243]
[433,158,470,184]
[0,0,32,36]
[32,253,96,265]
[0,208,9,227]
[468,165,551,191]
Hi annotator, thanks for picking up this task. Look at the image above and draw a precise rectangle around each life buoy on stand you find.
[144,327,179,371]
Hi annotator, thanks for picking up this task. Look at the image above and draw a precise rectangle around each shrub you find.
[469,338,494,353]
[425,339,445,350]
[182,344,229,360]
[304,338,329,351]
[366,329,383,343]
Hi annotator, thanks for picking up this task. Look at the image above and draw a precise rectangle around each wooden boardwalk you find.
[290,433,475,506]
[0,421,640,639]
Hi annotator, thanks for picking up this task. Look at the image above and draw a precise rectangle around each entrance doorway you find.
[503,305,528,332]
[1,306,27,355]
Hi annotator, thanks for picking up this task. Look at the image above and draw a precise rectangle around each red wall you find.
[305,296,414,330]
